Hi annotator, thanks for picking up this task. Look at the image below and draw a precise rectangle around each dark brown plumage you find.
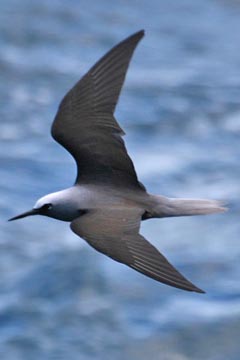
[52,31,145,189]
[10,31,226,293]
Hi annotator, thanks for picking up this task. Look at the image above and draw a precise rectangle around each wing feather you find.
[70,208,204,293]
[51,31,145,189]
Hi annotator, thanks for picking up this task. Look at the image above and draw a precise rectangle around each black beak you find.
[8,209,39,221]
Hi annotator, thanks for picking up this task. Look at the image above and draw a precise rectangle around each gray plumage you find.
[9,30,226,293]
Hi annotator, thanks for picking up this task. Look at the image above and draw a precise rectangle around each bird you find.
[9,30,226,293]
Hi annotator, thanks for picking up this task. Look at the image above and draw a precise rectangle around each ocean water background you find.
[1,0,240,359]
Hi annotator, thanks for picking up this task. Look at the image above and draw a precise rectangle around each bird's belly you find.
[49,185,146,222]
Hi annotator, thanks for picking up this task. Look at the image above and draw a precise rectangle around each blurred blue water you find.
[1,0,240,359]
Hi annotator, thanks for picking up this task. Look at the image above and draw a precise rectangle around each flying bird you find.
[9,30,226,293]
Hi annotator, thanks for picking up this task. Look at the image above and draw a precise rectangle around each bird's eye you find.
[41,203,52,211]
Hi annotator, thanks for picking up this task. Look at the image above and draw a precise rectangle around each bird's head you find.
[8,189,81,222]
[8,194,54,221]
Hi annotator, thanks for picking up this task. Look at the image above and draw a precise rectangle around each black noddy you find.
[9,30,226,293]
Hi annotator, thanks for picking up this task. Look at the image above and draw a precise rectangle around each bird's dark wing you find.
[71,208,204,293]
[51,30,145,190]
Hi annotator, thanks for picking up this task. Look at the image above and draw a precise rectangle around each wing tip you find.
[133,29,145,40]
[124,30,144,45]
[138,29,145,36]
[173,283,205,294]
[192,286,206,294]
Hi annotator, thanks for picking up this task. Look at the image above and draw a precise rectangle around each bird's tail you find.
[152,196,227,218]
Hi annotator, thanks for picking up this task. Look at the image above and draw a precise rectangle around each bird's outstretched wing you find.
[52,30,145,190]
[71,208,204,293]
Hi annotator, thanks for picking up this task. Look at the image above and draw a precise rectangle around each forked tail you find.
[152,196,227,218]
